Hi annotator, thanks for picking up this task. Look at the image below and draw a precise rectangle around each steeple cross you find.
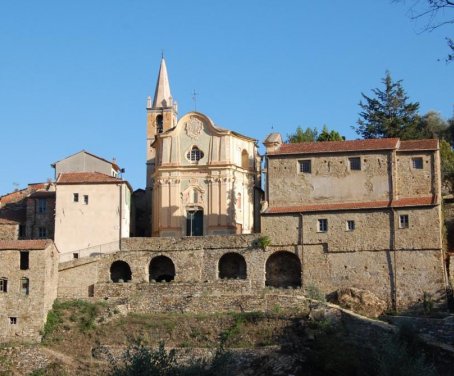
[192,89,199,112]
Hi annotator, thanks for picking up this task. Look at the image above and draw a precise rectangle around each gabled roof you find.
[264,195,438,214]
[398,139,439,151]
[267,138,439,156]
[57,172,122,184]
[268,138,399,156]
[56,172,133,191]
[0,239,53,250]
[52,150,120,171]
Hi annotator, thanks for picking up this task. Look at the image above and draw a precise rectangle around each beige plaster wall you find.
[55,182,130,257]
[55,152,116,177]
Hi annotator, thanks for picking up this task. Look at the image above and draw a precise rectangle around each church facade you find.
[145,59,261,237]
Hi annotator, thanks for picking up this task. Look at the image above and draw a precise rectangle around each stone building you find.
[0,183,55,241]
[146,58,261,237]
[0,240,58,342]
[261,136,445,308]
[54,172,132,261]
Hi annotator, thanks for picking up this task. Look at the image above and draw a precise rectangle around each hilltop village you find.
[0,58,451,342]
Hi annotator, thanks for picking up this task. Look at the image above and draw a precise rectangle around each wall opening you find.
[20,251,29,270]
[110,260,132,283]
[241,149,249,169]
[265,251,301,288]
[149,256,175,282]
[218,252,247,279]
[186,209,203,236]
[156,115,163,133]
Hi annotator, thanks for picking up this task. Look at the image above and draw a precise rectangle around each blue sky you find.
[0,0,452,195]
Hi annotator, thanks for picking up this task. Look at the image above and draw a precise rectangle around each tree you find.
[286,126,345,143]
[412,111,449,139]
[317,125,345,141]
[355,71,420,139]
[395,0,454,61]
[286,127,318,143]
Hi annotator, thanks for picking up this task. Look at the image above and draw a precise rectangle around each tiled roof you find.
[0,218,19,225]
[57,172,124,184]
[398,139,438,151]
[0,240,52,250]
[0,183,49,205]
[268,138,399,156]
[265,196,437,214]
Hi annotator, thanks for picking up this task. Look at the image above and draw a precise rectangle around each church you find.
[145,58,262,237]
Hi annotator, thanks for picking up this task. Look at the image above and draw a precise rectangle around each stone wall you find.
[0,223,19,241]
[396,152,437,198]
[267,151,392,206]
[54,233,445,311]
[0,243,58,342]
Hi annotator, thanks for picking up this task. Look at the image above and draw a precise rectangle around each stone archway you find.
[149,255,176,282]
[265,251,301,288]
[110,260,132,283]
[218,252,247,279]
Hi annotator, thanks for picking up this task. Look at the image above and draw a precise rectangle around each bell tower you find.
[146,57,178,188]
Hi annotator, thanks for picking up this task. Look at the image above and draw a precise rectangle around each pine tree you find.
[355,72,420,139]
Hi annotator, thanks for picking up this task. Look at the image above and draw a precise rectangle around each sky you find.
[0,0,453,196]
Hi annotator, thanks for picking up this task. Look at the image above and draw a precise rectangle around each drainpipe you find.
[119,183,122,251]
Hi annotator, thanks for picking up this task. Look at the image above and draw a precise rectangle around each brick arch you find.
[149,255,175,282]
[265,251,301,288]
[110,260,132,283]
[218,252,247,280]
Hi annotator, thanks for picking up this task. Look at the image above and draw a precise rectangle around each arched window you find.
[186,146,204,162]
[110,260,132,283]
[156,115,163,133]
[219,253,247,279]
[21,277,29,295]
[241,150,249,169]
[265,251,301,288]
[149,256,176,282]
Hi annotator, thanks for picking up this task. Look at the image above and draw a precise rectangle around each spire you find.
[152,57,172,109]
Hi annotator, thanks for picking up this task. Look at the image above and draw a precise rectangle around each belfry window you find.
[156,115,163,133]
[187,146,204,162]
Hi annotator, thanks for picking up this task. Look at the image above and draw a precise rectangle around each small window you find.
[299,160,311,173]
[399,215,409,229]
[21,277,29,295]
[37,198,47,213]
[83,195,89,205]
[18,225,26,239]
[346,220,355,231]
[38,227,47,239]
[73,193,79,202]
[186,146,204,162]
[317,219,328,233]
[0,278,8,293]
[349,157,361,171]
[412,157,423,169]
[73,253,79,259]
[9,317,17,325]
[20,251,29,270]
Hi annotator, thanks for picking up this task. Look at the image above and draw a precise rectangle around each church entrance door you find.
[186,209,203,236]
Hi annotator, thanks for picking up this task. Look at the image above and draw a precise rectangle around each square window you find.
[298,160,311,173]
[37,198,47,213]
[0,278,7,292]
[346,220,355,231]
[83,195,89,205]
[20,251,29,270]
[73,193,79,202]
[21,278,29,295]
[73,253,79,259]
[349,157,361,171]
[412,157,423,169]
[38,227,47,239]
[399,215,409,229]
[9,317,17,325]
[317,219,328,232]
